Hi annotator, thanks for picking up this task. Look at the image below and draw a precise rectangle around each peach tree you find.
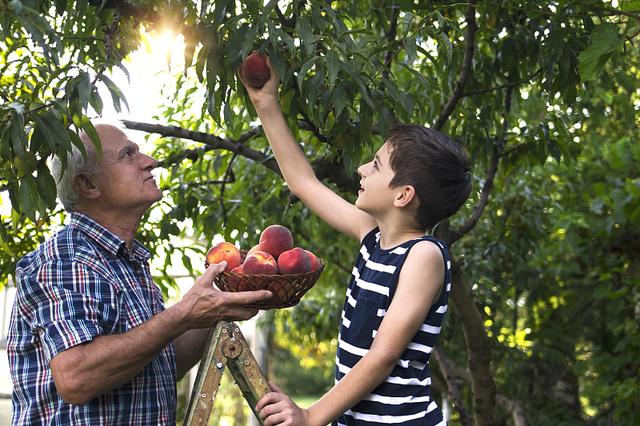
[1,0,639,424]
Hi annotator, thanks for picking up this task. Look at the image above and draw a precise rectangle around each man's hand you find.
[256,382,310,426]
[176,262,272,330]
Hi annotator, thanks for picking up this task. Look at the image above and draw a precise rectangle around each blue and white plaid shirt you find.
[8,212,177,425]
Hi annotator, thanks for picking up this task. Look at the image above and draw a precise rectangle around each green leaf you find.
[98,74,129,113]
[297,56,318,93]
[578,23,622,81]
[36,163,57,208]
[326,50,340,89]
[89,88,103,115]
[76,72,90,109]
[10,110,27,157]
[18,175,38,220]
[297,16,316,57]
[32,113,57,152]
[80,116,101,156]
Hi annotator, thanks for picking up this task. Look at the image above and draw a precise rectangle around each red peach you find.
[243,250,278,274]
[304,249,322,271]
[206,242,241,271]
[278,247,311,274]
[230,265,245,274]
[241,52,270,88]
[259,225,293,259]
[227,265,245,288]
[247,244,262,256]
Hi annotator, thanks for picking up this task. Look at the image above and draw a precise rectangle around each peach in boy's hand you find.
[241,52,270,88]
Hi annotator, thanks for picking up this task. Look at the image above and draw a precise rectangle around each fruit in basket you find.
[277,247,312,274]
[259,224,294,258]
[241,52,270,88]
[305,249,322,271]
[247,244,262,255]
[230,265,244,274]
[206,242,241,271]
[243,250,278,274]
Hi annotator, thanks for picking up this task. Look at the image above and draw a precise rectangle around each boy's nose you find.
[357,162,369,177]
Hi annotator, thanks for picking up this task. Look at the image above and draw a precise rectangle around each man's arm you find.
[50,263,271,404]
[240,64,376,242]
[257,241,445,426]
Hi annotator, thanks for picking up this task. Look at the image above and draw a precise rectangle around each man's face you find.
[90,125,162,213]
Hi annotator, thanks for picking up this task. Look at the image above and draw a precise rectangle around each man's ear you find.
[394,185,417,208]
[74,174,100,199]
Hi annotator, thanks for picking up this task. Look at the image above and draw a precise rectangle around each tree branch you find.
[120,120,281,174]
[495,395,527,426]
[121,120,360,193]
[432,347,473,426]
[450,86,512,243]
[461,68,542,98]
[379,5,400,87]
[433,0,478,131]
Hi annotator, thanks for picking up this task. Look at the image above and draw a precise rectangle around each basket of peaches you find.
[205,225,324,309]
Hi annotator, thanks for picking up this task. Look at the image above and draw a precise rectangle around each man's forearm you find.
[50,303,188,404]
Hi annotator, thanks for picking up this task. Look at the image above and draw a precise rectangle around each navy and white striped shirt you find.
[335,227,451,425]
[8,212,177,425]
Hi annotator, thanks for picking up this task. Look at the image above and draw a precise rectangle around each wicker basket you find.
[212,261,324,309]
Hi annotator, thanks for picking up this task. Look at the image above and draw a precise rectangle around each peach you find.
[304,249,322,271]
[247,244,262,256]
[243,250,278,275]
[278,247,311,274]
[206,242,241,271]
[227,265,245,288]
[230,265,245,274]
[241,52,270,88]
[259,224,293,258]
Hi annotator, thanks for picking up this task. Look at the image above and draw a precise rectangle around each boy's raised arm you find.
[239,60,376,241]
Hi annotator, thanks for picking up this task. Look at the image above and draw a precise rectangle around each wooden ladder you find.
[184,321,270,425]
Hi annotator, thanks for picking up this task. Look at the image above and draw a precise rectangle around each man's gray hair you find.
[50,137,101,211]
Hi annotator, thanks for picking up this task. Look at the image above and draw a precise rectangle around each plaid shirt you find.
[7,212,177,425]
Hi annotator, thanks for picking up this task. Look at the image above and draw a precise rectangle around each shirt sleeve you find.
[16,260,120,363]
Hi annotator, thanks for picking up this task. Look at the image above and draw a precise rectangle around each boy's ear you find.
[75,174,101,199]
[394,185,417,208]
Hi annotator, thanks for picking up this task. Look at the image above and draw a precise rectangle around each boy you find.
[240,61,471,425]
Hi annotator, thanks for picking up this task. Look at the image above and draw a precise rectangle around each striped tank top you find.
[334,227,451,425]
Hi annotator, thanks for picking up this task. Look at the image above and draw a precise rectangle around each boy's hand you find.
[238,54,280,109]
[256,382,310,426]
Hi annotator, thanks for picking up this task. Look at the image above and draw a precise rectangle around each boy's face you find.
[355,142,398,214]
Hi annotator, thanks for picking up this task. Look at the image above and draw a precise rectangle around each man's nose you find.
[142,153,158,170]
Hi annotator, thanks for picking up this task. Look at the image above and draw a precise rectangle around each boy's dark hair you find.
[387,125,471,231]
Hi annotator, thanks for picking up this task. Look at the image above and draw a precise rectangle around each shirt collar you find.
[69,212,151,261]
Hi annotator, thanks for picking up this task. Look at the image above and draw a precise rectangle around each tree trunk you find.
[437,222,497,426]
[449,263,496,426]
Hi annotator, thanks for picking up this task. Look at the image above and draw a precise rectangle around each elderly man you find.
[7,124,271,425]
